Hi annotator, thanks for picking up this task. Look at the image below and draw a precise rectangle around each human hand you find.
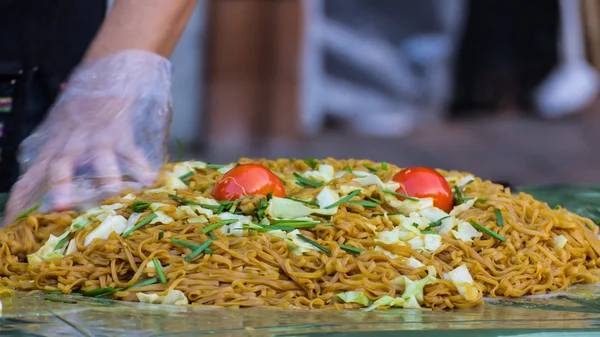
[4,50,173,225]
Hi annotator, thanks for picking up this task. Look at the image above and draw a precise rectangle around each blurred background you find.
[169,0,600,187]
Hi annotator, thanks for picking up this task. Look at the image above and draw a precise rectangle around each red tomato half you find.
[391,167,454,212]
[212,164,286,201]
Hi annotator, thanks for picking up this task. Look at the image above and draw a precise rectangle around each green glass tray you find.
[2,186,600,336]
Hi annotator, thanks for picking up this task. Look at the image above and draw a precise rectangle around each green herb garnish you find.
[184,239,213,262]
[175,138,185,162]
[82,287,120,297]
[365,165,378,173]
[179,171,194,182]
[420,230,438,235]
[381,162,388,170]
[132,201,150,212]
[206,163,226,169]
[345,166,353,173]
[453,186,473,205]
[294,173,323,188]
[469,220,506,242]
[209,231,217,240]
[296,234,331,255]
[243,224,295,231]
[372,212,403,217]
[158,231,164,240]
[54,235,71,251]
[367,197,383,204]
[380,188,419,202]
[428,216,451,228]
[171,238,200,250]
[304,158,319,169]
[168,194,220,209]
[348,200,379,208]
[285,197,319,206]
[129,277,158,289]
[273,219,330,228]
[339,244,363,254]
[554,205,562,210]
[14,201,43,221]
[152,258,167,284]
[256,198,269,219]
[325,190,361,209]
[494,208,504,227]
[122,213,158,238]
[201,219,238,234]
[229,201,240,214]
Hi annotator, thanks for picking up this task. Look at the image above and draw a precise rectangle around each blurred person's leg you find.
[0,0,106,194]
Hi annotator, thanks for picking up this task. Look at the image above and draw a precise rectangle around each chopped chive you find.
[428,216,451,228]
[229,201,239,213]
[345,166,353,173]
[152,258,168,284]
[244,224,295,231]
[54,235,71,251]
[464,180,475,186]
[285,196,319,206]
[206,163,226,169]
[348,200,379,208]
[294,173,323,188]
[184,239,213,262]
[381,162,388,170]
[201,219,238,234]
[168,194,220,209]
[129,277,158,289]
[325,190,361,209]
[205,248,213,254]
[421,230,438,235]
[367,197,383,204]
[132,201,150,212]
[82,287,119,297]
[209,231,217,240]
[554,204,562,210]
[453,186,473,205]
[372,212,404,217]
[274,219,319,224]
[171,238,201,250]
[304,158,319,169]
[14,201,43,221]
[122,213,158,238]
[175,138,185,162]
[179,172,194,182]
[273,219,330,228]
[256,198,268,219]
[44,296,77,304]
[494,208,504,227]
[365,165,378,173]
[296,234,331,255]
[469,220,507,242]
[380,188,419,202]
[339,244,363,254]
[158,231,164,240]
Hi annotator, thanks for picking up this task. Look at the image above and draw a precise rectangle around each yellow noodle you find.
[0,158,599,310]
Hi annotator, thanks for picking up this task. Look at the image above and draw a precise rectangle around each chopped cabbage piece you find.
[137,289,189,306]
[84,215,128,246]
[315,187,340,215]
[195,197,220,206]
[451,220,483,243]
[408,236,424,250]
[27,231,70,264]
[555,235,568,250]
[217,212,253,237]
[286,229,321,255]
[150,211,174,225]
[188,216,208,224]
[303,164,335,183]
[124,213,143,233]
[353,173,384,188]
[65,239,78,255]
[337,291,371,306]
[374,246,400,259]
[450,198,476,217]
[422,234,442,252]
[447,264,479,301]
[390,266,438,308]
[364,296,405,311]
[408,257,425,268]
[150,203,169,211]
[70,216,94,231]
[122,194,136,200]
[266,197,315,219]
[384,194,433,215]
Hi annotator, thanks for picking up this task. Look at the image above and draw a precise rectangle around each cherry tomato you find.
[212,164,286,201]
[391,167,454,212]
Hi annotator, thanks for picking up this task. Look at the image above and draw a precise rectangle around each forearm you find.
[84,0,197,61]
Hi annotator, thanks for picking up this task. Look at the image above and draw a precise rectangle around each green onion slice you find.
[469,220,507,242]
[184,239,213,262]
[380,188,419,202]
[285,197,319,206]
[168,194,220,209]
[152,258,168,284]
[14,201,43,221]
[325,190,361,209]
[158,231,164,240]
[294,173,323,188]
[365,165,378,173]
[206,163,226,169]
[428,216,451,228]
[348,200,379,208]
[129,277,158,289]
[339,244,363,254]
[54,235,71,251]
[296,234,331,255]
[381,162,388,170]
[201,219,238,234]
[122,213,158,238]
[304,158,319,169]
[132,201,150,212]
[494,208,504,227]
[171,238,200,250]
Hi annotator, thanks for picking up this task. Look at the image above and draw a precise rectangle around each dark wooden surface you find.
[180,110,600,187]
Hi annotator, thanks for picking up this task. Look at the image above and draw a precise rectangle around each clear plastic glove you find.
[4,50,172,224]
